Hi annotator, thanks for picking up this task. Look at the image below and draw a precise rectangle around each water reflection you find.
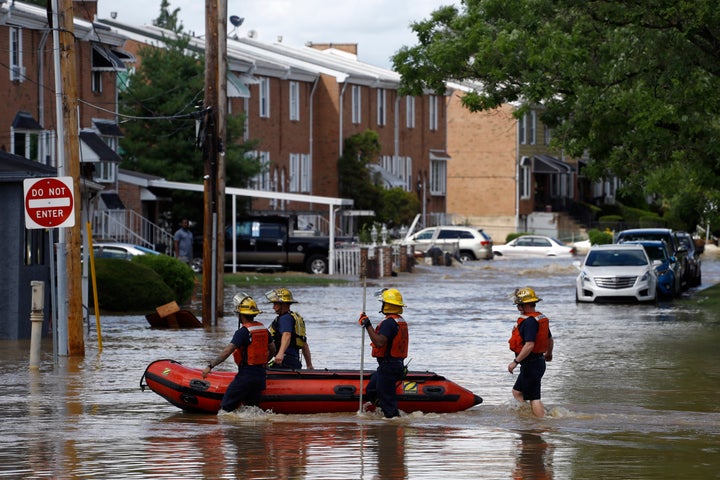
[513,431,554,480]
[1,256,719,478]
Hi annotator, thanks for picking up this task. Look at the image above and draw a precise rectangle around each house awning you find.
[93,119,124,137]
[227,72,251,98]
[367,164,406,189]
[429,150,451,161]
[79,131,122,163]
[11,111,43,130]
[92,45,127,71]
[533,154,573,174]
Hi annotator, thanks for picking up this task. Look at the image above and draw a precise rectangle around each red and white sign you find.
[23,176,76,229]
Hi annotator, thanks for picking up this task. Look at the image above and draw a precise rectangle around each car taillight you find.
[481,241,490,246]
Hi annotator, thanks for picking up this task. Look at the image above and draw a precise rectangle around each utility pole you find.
[202,0,222,325]
[216,0,227,321]
[56,0,84,355]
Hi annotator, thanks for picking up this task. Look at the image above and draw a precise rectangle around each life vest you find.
[269,311,307,350]
[508,312,550,354]
[371,314,409,359]
[233,321,270,366]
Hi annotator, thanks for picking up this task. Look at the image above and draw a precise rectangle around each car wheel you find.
[306,254,328,274]
[191,257,203,273]
[459,252,475,262]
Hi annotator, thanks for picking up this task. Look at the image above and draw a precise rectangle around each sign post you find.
[24,176,75,229]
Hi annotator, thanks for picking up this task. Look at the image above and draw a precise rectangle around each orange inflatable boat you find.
[141,359,482,415]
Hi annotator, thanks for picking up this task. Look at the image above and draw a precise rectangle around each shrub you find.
[131,254,196,303]
[588,229,613,245]
[505,232,530,243]
[92,258,175,312]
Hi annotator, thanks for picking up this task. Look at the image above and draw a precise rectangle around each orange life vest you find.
[371,314,409,359]
[508,312,550,354]
[233,321,270,366]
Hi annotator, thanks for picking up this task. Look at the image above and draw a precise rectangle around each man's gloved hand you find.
[358,312,371,328]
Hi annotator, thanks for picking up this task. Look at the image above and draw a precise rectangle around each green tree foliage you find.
[393,0,720,232]
[338,130,421,230]
[118,1,260,223]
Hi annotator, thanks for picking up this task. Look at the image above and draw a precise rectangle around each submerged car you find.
[575,243,657,303]
[493,235,576,257]
[90,242,161,260]
[403,226,493,261]
[675,231,702,288]
[626,240,679,299]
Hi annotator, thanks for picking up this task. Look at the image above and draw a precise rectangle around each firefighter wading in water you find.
[358,288,409,418]
[507,287,554,418]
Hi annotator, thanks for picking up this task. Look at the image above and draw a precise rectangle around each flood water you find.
[2,253,720,479]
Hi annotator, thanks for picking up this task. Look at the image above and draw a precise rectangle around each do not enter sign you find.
[24,176,76,229]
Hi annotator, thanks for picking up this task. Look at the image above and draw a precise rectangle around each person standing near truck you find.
[265,288,314,370]
[173,218,193,264]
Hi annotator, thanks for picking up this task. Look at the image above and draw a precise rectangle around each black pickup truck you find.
[222,215,354,274]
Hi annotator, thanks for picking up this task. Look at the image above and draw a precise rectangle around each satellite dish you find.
[229,15,244,27]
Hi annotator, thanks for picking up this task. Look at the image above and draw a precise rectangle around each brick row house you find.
[98,20,452,234]
[0,0,132,339]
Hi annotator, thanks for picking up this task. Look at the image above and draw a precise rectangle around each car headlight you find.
[580,271,591,283]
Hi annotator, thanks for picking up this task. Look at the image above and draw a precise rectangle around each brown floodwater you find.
[1,255,719,479]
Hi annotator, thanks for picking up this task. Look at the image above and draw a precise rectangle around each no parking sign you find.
[23,176,76,229]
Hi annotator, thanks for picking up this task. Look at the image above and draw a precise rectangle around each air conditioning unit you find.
[10,65,26,81]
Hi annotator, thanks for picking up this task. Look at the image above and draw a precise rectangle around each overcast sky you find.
[96,0,461,70]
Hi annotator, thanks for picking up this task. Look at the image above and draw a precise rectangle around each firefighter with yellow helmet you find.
[507,287,553,418]
[202,293,275,412]
[265,288,314,370]
[358,287,409,418]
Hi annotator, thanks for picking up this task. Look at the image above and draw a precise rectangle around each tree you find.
[119,1,260,223]
[393,0,720,233]
[338,130,420,230]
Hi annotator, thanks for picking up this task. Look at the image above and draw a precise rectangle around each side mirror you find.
[669,256,676,263]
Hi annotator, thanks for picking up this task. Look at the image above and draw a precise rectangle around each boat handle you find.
[423,385,446,395]
[190,379,210,391]
[334,385,356,395]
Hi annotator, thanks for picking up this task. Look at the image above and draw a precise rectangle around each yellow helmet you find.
[512,287,541,305]
[377,288,406,307]
[233,293,262,315]
[265,287,297,304]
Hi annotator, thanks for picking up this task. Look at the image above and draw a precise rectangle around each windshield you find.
[585,250,648,267]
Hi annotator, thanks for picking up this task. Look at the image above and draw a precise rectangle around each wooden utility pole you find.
[216,0,227,321]
[57,0,84,355]
[202,0,220,325]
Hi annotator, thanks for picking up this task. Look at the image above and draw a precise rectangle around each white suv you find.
[404,226,494,261]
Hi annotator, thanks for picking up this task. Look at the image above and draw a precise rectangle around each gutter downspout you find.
[339,82,348,156]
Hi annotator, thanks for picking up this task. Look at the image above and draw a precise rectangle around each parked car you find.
[90,242,161,260]
[574,243,657,303]
[615,228,687,291]
[626,240,680,299]
[403,226,493,261]
[493,235,576,257]
[675,231,702,287]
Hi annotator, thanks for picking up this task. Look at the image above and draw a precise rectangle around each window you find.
[376,88,386,126]
[92,71,103,93]
[406,96,415,128]
[10,27,25,82]
[529,111,537,145]
[520,156,531,199]
[519,114,526,145]
[380,155,413,192]
[429,156,446,195]
[289,153,312,193]
[429,95,438,131]
[289,81,299,121]
[259,77,270,118]
[95,161,116,182]
[544,124,551,145]
[250,151,271,190]
[351,85,361,124]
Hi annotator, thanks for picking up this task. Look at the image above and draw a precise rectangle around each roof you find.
[79,131,122,163]
[0,150,56,182]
